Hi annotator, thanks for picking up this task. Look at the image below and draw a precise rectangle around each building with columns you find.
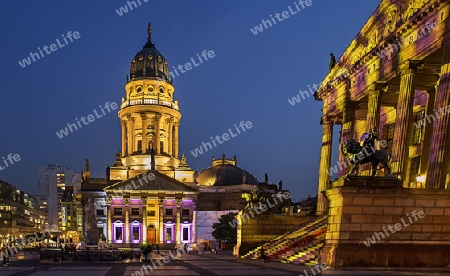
[315,0,450,214]
[108,23,194,184]
[71,24,285,248]
[311,0,450,268]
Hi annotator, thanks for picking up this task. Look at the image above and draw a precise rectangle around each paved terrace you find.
[2,251,450,276]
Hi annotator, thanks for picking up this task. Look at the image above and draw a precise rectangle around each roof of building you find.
[196,155,259,187]
[129,23,171,82]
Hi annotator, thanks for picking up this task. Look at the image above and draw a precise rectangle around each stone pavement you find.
[2,251,450,276]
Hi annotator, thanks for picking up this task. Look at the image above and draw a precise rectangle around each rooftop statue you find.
[341,127,391,177]
[329,53,336,71]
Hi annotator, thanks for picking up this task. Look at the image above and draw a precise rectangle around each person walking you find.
[1,247,8,267]
[259,247,266,269]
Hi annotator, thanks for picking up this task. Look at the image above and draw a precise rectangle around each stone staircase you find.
[241,215,327,266]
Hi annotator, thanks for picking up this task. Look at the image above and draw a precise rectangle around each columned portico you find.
[313,0,450,269]
[104,170,197,247]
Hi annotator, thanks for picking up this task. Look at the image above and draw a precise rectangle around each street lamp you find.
[416,174,426,188]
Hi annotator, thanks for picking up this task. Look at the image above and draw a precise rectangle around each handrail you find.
[120,99,179,110]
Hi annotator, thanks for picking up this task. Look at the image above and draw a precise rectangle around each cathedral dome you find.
[196,155,259,186]
[129,23,171,82]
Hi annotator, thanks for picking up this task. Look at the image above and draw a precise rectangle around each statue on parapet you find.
[341,127,391,178]
[329,53,336,71]
[242,186,265,211]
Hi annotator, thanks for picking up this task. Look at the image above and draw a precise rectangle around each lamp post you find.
[416,174,426,188]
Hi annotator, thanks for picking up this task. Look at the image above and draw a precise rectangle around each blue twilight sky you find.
[0,0,380,201]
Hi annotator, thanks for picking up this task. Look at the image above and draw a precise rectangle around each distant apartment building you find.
[60,186,79,243]
[0,180,47,246]
[38,165,75,228]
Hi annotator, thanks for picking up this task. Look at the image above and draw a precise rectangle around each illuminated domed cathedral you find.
[74,24,287,248]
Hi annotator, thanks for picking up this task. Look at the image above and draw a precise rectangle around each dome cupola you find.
[197,155,259,186]
[129,23,171,82]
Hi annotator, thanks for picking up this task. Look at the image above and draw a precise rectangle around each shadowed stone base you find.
[321,243,450,268]
[321,176,450,268]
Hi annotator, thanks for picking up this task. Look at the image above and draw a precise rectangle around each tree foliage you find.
[212,212,238,246]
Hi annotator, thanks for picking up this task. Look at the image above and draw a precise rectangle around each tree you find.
[212,212,238,248]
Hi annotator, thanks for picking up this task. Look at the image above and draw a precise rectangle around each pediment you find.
[105,170,197,193]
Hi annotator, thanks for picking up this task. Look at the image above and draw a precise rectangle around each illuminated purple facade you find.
[105,171,197,246]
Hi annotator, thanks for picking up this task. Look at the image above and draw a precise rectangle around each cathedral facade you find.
[74,24,285,248]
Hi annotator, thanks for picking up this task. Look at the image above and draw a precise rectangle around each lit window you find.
[114,208,122,215]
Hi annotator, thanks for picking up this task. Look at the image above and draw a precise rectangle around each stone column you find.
[174,121,180,158]
[125,197,130,244]
[192,203,196,243]
[426,46,450,189]
[107,201,112,243]
[130,117,136,154]
[159,198,164,243]
[142,198,147,244]
[316,120,334,215]
[338,102,356,177]
[155,113,161,154]
[391,61,418,183]
[127,117,133,155]
[141,114,148,154]
[121,120,127,157]
[366,83,385,131]
[168,117,173,157]
[420,87,436,184]
[175,198,181,244]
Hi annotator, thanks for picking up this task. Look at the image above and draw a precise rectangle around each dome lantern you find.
[129,23,171,82]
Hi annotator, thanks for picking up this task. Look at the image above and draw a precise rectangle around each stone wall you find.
[321,177,450,268]
[236,213,313,255]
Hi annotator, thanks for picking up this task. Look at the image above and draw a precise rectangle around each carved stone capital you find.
[399,60,424,75]
[368,81,388,94]
[140,113,148,120]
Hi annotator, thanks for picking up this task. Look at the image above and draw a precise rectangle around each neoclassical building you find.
[312,0,450,267]
[72,25,285,248]
[315,0,450,214]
